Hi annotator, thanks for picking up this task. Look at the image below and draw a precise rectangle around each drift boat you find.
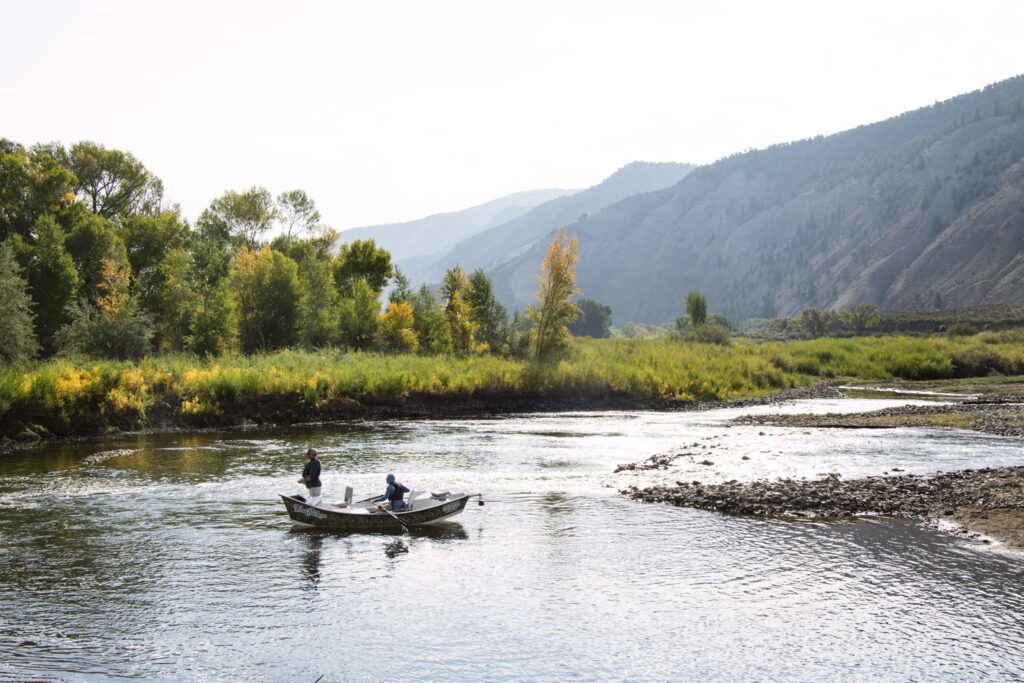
[280,490,475,532]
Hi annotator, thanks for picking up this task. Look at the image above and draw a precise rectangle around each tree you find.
[527,227,579,358]
[388,268,414,306]
[67,141,163,221]
[0,239,38,363]
[185,282,237,357]
[198,187,277,249]
[151,247,198,352]
[0,139,76,241]
[297,257,339,348]
[338,279,380,350]
[840,303,880,335]
[465,268,509,353]
[18,215,79,355]
[410,284,452,354]
[62,208,130,305]
[231,247,301,352]
[56,258,154,359]
[276,189,322,240]
[799,307,828,339]
[685,291,707,328]
[568,298,612,338]
[377,301,418,352]
[333,239,393,297]
[440,265,474,353]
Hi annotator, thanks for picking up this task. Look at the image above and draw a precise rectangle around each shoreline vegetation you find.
[4,332,1024,440]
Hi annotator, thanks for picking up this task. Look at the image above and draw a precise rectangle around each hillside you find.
[488,76,1024,325]
[403,161,695,285]
[339,187,573,264]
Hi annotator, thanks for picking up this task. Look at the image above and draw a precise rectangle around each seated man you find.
[372,473,410,511]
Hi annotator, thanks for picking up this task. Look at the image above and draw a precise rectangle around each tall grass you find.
[3,332,1023,434]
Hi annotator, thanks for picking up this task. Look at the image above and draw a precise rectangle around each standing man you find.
[298,448,322,499]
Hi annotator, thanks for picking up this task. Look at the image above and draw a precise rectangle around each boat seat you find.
[404,490,415,512]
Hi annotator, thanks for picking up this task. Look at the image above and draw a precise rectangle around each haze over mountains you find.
[350,75,1024,326]
[343,161,696,288]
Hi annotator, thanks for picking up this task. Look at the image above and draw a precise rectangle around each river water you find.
[2,398,1024,681]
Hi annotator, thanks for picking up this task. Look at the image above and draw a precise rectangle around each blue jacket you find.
[373,481,409,503]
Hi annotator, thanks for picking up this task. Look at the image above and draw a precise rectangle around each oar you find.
[375,503,410,530]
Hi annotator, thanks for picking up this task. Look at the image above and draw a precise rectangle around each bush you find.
[946,322,978,337]
[692,323,731,345]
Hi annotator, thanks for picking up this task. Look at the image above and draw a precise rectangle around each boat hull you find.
[280,493,471,532]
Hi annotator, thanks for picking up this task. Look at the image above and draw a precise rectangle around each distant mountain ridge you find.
[340,188,574,264]
[400,161,695,285]
[486,75,1024,325]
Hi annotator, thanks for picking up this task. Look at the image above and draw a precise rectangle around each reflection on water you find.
[1,401,1024,681]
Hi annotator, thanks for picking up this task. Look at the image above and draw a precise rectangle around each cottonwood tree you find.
[440,265,473,353]
[685,291,707,328]
[333,239,393,297]
[568,298,612,338]
[527,227,579,358]
[68,141,163,221]
[231,246,301,352]
[198,187,277,249]
[276,189,322,240]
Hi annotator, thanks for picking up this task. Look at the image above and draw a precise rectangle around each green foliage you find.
[333,239,393,297]
[685,291,707,327]
[706,313,733,331]
[55,297,154,360]
[946,321,978,337]
[198,186,277,249]
[388,268,414,306]
[441,265,474,353]
[297,258,340,348]
[19,215,79,354]
[692,323,732,345]
[0,139,76,241]
[62,207,130,304]
[276,189,321,240]
[569,298,613,338]
[186,283,237,357]
[232,247,301,352]
[338,279,380,350]
[377,301,418,352]
[799,307,828,338]
[410,284,452,354]
[0,240,38,363]
[465,268,509,353]
[839,303,881,335]
[67,141,163,221]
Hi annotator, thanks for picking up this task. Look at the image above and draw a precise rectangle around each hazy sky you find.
[3,1,1022,232]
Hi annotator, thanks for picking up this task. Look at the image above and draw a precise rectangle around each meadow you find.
[3,331,1024,437]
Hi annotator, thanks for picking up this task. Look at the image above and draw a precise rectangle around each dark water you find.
[2,400,1024,681]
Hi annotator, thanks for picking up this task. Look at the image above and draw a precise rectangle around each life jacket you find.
[388,481,409,502]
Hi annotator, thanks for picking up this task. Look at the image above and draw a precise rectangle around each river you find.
[2,398,1024,681]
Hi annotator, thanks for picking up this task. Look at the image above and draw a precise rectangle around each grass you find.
[2,331,1023,435]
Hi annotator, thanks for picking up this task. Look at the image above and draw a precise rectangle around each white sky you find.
[2,0,1022,231]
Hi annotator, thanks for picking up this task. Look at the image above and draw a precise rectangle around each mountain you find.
[487,75,1024,325]
[340,188,574,264]
[402,161,695,285]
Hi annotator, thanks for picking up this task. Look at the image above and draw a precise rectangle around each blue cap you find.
[386,473,395,484]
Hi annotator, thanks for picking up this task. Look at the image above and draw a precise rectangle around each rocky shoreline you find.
[623,467,1024,548]
[624,382,1024,550]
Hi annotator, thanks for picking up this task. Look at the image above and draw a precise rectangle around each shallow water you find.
[2,399,1024,681]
